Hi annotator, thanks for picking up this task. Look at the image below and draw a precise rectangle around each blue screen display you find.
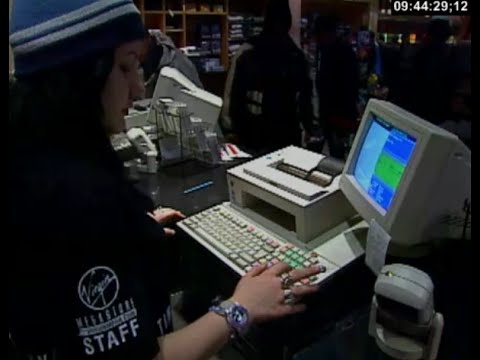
[354,116,417,211]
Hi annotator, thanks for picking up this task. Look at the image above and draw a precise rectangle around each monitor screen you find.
[354,115,417,211]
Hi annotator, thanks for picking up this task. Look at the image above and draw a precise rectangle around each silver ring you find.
[281,274,293,289]
[283,289,297,305]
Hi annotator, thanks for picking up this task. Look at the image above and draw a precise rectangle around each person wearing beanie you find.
[8,1,322,359]
[221,0,314,155]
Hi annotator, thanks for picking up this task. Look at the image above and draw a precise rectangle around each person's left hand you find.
[148,208,186,237]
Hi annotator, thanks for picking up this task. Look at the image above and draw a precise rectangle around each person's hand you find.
[230,262,322,325]
[148,207,186,237]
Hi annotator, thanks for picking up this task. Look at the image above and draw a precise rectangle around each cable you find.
[462,198,471,241]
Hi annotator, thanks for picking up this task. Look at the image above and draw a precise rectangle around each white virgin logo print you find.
[78,266,120,311]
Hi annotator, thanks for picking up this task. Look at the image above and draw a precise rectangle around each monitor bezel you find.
[342,100,429,231]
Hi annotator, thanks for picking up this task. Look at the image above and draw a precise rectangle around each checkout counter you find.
[118,74,471,359]
[133,154,379,360]
[130,155,470,360]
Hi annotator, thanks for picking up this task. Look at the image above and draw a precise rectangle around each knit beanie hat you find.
[9,0,146,77]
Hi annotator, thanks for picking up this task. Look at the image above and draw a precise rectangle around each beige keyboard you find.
[178,204,330,285]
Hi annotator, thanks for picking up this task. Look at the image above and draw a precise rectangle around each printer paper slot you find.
[242,192,296,233]
[277,162,333,188]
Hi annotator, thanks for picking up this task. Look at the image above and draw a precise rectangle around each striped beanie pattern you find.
[10,0,146,77]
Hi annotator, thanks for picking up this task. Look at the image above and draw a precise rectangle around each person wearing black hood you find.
[408,18,458,125]
[314,14,359,160]
[221,0,314,155]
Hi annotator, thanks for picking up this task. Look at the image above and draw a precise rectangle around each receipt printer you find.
[369,264,444,360]
[226,146,358,249]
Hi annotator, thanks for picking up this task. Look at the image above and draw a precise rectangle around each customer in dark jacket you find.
[222,0,313,155]
[408,18,457,125]
[314,14,359,159]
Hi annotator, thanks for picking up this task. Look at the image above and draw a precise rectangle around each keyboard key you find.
[196,228,232,255]
[253,250,268,259]
[303,260,312,267]
[235,258,248,268]
[239,253,255,263]
[287,260,297,268]
[263,245,275,252]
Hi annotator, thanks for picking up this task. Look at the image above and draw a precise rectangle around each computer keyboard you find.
[178,204,335,285]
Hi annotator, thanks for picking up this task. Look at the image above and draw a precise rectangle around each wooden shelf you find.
[145,10,227,16]
[164,10,184,15]
[137,0,231,68]
[185,12,227,15]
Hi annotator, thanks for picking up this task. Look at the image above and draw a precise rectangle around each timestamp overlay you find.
[390,0,470,15]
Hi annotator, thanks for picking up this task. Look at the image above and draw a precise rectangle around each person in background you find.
[408,18,458,125]
[8,1,322,359]
[369,30,383,77]
[314,14,359,159]
[221,0,313,155]
[142,29,203,98]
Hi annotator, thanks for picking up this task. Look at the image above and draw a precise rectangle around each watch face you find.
[228,305,249,328]
[231,307,248,325]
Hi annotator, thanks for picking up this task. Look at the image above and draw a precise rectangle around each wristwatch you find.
[209,300,250,337]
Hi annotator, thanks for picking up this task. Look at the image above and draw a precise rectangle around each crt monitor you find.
[340,99,471,257]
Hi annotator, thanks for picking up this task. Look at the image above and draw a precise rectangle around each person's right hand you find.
[229,262,322,325]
